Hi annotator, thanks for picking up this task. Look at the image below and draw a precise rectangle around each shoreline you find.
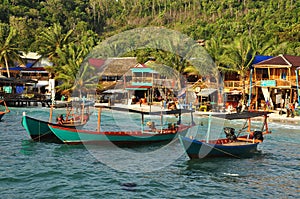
[266,111,300,125]
[8,102,300,125]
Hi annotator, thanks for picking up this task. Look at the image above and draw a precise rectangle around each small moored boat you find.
[0,100,10,121]
[49,105,195,145]
[179,111,271,159]
[22,101,92,143]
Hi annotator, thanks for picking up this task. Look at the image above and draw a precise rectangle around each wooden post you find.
[141,113,144,133]
[264,114,269,134]
[160,110,163,132]
[81,103,84,123]
[49,105,53,123]
[190,111,194,125]
[248,118,251,133]
[97,107,101,132]
[255,86,258,110]
[206,113,212,143]
[178,113,182,125]
[288,68,291,86]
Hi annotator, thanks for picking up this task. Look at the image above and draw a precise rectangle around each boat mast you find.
[141,112,144,133]
[97,107,102,132]
[49,79,55,123]
[81,102,84,124]
[160,110,163,132]
[296,67,300,103]
[248,117,251,133]
[49,104,53,123]
[206,113,212,143]
[262,114,269,134]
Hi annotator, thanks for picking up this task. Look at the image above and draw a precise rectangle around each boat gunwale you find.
[49,123,192,136]
[181,136,259,148]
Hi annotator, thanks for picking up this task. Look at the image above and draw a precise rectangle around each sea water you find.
[0,107,299,198]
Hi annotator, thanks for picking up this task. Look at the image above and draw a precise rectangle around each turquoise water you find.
[0,107,299,198]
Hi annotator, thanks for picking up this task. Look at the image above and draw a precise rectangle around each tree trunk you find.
[242,73,246,103]
[5,57,10,78]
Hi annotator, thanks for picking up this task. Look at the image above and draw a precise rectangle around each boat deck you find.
[222,141,255,146]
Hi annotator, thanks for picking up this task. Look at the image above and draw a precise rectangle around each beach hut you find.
[253,54,300,110]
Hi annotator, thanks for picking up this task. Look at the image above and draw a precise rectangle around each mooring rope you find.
[201,141,241,159]
[33,129,53,142]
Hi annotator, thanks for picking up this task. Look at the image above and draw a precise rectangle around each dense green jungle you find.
[0,0,299,95]
[1,0,299,55]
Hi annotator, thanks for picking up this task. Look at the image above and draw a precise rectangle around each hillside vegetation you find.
[0,0,299,55]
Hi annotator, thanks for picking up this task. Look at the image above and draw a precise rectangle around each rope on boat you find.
[201,142,241,159]
[33,129,53,142]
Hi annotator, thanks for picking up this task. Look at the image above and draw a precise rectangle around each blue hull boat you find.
[179,111,271,159]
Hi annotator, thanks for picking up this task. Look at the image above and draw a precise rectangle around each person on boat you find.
[236,100,243,113]
[57,114,65,124]
[146,121,156,130]
[167,101,177,110]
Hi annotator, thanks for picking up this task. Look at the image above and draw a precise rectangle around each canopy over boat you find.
[95,105,194,115]
[198,111,271,120]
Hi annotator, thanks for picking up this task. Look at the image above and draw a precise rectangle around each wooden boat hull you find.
[0,100,10,121]
[179,136,259,159]
[21,115,63,143]
[49,124,191,145]
[0,112,5,121]
[21,115,87,143]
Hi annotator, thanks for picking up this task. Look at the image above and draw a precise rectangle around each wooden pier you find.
[5,98,51,107]
[2,93,51,107]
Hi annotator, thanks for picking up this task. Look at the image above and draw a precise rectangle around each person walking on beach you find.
[286,101,290,117]
[287,102,295,118]
[280,98,284,115]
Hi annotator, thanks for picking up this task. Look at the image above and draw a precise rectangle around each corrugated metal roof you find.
[254,54,300,68]
[20,52,42,60]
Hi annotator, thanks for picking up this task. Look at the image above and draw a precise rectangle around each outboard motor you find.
[224,127,237,141]
[253,131,264,141]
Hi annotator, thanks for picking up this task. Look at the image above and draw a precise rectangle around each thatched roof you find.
[88,57,138,76]
[254,54,300,68]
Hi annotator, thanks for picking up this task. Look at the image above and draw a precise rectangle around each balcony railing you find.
[127,78,179,89]
[224,81,246,89]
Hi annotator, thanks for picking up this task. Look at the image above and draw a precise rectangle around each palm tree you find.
[36,23,73,65]
[53,41,99,99]
[73,63,100,99]
[223,35,256,102]
[0,25,23,78]
[205,37,227,73]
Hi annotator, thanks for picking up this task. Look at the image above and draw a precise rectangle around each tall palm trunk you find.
[4,57,10,78]
[241,71,247,103]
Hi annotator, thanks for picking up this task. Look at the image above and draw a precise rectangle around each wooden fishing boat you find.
[48,105,195,145]
[0,100,10,121]
[22,101,91,143]
[179,111,271,159]
[22,114,63,143]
